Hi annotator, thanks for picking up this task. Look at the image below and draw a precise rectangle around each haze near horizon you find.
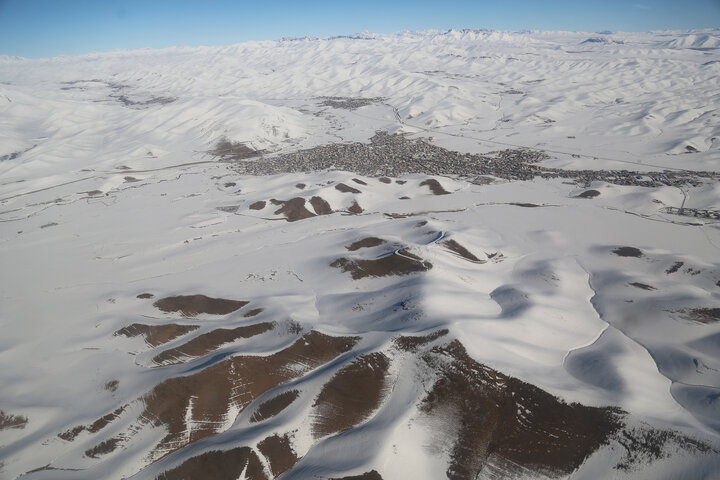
[1,0,719,58]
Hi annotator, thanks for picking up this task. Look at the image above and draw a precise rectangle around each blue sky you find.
[1,0,719,58]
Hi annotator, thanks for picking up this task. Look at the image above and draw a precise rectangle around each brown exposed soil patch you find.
[249,201,266,210]
[348,201,363,214]
[257,433,299,477]
[330,250,432,279]
[613,246,643,257]
[666,261,684,274]
[331,471,384,480]
[209,138,260,161]
[310,196,333,215]
[442,239,486,264]
[59,405,126,441]
[420,179,450,195]
[335,183,361,194]
[58,425,86,442]
[614,426,712,471]
[296,183,306,189]
[0,410,27,430]
[104,380,119,392]
[137,292,154,299]
[156,447,265,480]
[510,202,539,207]
[273,197,316,222]
[378,177,392,184]
[152,322,275,366]
[249,390,300,423]
[352,178,367,185]
[419,340,623,479]
[346,237,386,251]
[114,323,199,347]
[89,405,127,433]
[217,205,240,213]
[244,308,264,317]
[629,282,656,290]
[142,331,358,456]
[684,308,720,324]
[393,329,449,352]
[385,209,465,219]
[85,437,122,458]
[153,294,248,316]
[576,189,601,199]
[313,353,390,438]
[85,190,103,196]
[396,180,407,185]
[124,176,140,183]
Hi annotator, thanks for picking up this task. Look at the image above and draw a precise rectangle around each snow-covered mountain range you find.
[1,29,719,479]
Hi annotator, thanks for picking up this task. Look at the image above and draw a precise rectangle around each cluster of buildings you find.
[229,131,716,189]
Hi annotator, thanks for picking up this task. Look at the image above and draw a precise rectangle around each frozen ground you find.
[0,29,719,479]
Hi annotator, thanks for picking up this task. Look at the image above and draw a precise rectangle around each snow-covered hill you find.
[0,29,719,479]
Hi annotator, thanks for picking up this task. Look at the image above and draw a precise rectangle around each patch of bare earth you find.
[142,331,358,457]
[331,471,384,480]
[331,250,432,279]
[393,329,449,352]
[442,239,486,264]
[346,237,386,251]
[137,292,154,299]
[218,205,240,213]
[156,447,266,480]
[85,437,122,458]
[666,261,684,274]
[244,308,264,317]
[0,410,27,430]
[613,246,643,257]
[152,322,275,366]
[257,433,300,477]
[335,183,361,194]
[249,200,266,210]
[209,138,260,161]
[683,308,720,324]
[419,340,624,479]
[420,179,450,195]
[114,323,199,347]
[614,427,713,471]
[312,353,390,438]
[153,294,248,316]
[378,177,392,184]
[271,198,316,222]
[59,405,127,441]
[348,200,363,214]
[352,178,367,185]
[249,390,300,423]
[576,189,600,198]
[319,97,382,110]
[310,196,333,215]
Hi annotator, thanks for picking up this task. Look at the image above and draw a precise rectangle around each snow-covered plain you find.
[1,29,719,479]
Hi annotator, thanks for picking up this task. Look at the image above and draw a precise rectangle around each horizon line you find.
[3,26,719,61]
